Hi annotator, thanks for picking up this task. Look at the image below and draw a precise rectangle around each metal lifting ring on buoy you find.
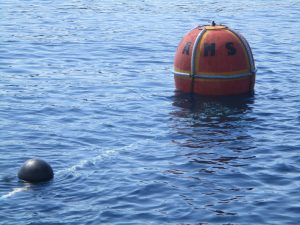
[173,22,256,96]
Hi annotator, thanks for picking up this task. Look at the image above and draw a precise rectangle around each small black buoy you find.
[18,159,54,183]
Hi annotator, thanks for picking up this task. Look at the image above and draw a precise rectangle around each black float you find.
[18,159,54,183]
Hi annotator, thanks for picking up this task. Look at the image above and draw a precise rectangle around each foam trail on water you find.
[1,183,31,200]
[56,143,140,177]
[55,148,118,177]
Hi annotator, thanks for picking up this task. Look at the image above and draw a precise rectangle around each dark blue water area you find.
[1,0,300,224]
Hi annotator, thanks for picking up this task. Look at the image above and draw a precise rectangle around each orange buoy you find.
[174,22,256,96]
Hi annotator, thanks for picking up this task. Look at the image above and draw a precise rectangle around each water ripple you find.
[1,0,300,224]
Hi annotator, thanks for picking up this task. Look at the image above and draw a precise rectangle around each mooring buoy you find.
[174,22,256,96]
[18,159,54,183]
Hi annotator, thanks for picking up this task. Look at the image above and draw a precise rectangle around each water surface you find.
[1,0,300,224]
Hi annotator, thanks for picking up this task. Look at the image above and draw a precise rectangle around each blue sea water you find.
[1,0,300,224]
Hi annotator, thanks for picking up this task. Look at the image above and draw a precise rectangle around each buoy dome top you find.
[202,25,227,30]
[174,24,256,77]
[201,21,227,30]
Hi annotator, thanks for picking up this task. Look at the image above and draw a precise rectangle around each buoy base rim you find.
[174,75,255,96]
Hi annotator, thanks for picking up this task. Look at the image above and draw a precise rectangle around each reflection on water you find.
[172,91,254,119]
[171,91,255,150]
[167,92,259,222]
